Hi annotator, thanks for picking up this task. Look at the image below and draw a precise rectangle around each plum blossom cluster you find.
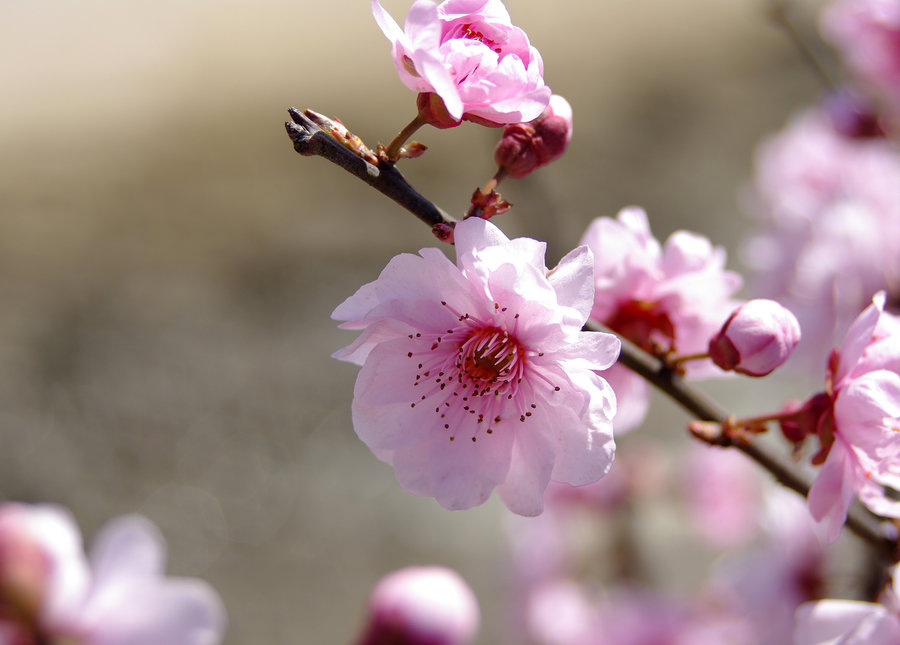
[780,292,900,542]
[578,207,742,431]
[0,503,225,645]
[743,102,900,361]
[333,218,619,515]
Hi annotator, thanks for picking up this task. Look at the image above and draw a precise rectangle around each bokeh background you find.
[0,1,832,642]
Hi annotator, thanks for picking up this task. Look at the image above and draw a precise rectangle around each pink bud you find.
[494,95,573,178]
[357,567,479,645]
[708,299,801,376]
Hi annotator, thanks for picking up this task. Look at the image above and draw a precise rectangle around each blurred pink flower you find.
[742,106,900,364]
[794,562,900,645]
[371,0,551,125]
[821,0,900,121]
[332,218,619,515]
[0,503,225,645]
[494,94,573,178]
[579,207,742,431]
[788,292,900,541]
[708,299,801,377]
[683,444,761,549]
[712,488,826,644]
[357,566,479,645]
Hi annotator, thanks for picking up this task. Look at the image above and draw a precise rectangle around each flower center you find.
[605,299,675,353]
[459,328,522,383]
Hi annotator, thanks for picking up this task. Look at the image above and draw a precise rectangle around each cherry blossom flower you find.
[784,292,900,541]
[0,503,225,645]
[332,217,619,515]
[356,566,479,645]
[742,105,900,364]
[708,299,801,377]
[794,562,900,645]
[821,0,900,123]
[579,207,742,431]
[494,94,573,178]
[371,0,551,126]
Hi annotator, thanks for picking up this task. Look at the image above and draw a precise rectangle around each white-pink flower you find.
[578,207,743,431]
[708,299,801,377]
[332,218,619,516]
[0,503,225,645]
[356,566,479,645]
[798,292,900,541]
[371,0,551,125]
[794,562,900,645]
[821,0,900,121]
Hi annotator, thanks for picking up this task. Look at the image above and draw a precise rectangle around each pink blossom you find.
[821,0,900,121]
[371,0,551,125]
[332,218,619,515]
[708,299,801,376]
[0,503,225,645]
[579,207,742,431]
[494,94,573,178]
[357,567,479,645]
[789,292,900,541]
[742,106,900,363]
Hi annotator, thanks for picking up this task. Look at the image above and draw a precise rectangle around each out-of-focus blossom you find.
[332,217,619,516]
[357,566,479,645]
[742,105,900,363]
[371,0,551,126]
[579,207,742,431]
[794,561,900,645]
[494,94,573,178]
[0,503,225,645]
[783,292,900,541]
[821,0,900,122]
[683,444,762,549]
[712,488,826,644]
[526,581,755,645]
[708,299,801,376]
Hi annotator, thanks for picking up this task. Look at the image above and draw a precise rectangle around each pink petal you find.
[546,245,595,323]
[794,600,900,645]
[599,364,650,433]
[85,579,225,645]
[807,439,858,542]
[89,516,165,586]
[495,428,555,516]
[371,0,408,47]
[554,332,620,372]
[404,0,442,51]
[834,292,886,385]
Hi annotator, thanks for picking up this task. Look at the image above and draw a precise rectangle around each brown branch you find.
[284,107,456,230]
[587,320,899,562]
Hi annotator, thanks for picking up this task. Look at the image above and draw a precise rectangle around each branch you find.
[285,108,455,229]
[587,320,899,562]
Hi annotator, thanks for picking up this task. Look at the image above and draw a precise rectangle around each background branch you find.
[285,108,455,230]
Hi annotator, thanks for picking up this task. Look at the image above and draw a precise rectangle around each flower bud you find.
[357,567,479,645]
[708,299,801,376]
[494,95,573,178]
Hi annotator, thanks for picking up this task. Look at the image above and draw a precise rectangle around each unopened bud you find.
[494,95,573,178]
[357,567,479,645]
[708,299,801,376]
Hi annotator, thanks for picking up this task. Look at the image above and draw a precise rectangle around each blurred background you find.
[0,0,831,642]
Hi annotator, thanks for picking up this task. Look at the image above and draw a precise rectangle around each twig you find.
[284,108,455,229]
[586,320,898,562]
[284,105,897,561]
[767,0,838,91]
